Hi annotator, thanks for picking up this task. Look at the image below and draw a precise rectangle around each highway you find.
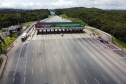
[1,16,126,84]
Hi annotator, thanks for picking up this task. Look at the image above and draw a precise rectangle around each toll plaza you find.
[34,22,85,34]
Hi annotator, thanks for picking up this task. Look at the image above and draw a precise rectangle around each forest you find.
[0,9,50,28]
[55,7,126,42]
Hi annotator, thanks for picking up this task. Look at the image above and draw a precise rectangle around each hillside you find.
[0,9,50,28]
[55,7,126,42]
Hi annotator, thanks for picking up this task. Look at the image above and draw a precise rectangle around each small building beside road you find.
[3,25,23,35]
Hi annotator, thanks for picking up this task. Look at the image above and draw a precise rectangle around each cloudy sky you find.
[0,0,126,10]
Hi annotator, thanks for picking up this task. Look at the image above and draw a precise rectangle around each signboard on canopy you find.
[54,23,85,27]
[35,22,85,28]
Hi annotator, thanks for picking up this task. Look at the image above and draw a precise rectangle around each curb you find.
[100,36,121,50]
[84,29,114,51]
[0,54,8,78]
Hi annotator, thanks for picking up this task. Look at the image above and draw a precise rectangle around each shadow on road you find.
[37,30,85,35]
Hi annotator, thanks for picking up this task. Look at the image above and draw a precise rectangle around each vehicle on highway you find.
[21,33,27,42]
[61,33,63,36]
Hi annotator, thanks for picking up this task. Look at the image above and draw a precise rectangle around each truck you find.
[21,33,27,42]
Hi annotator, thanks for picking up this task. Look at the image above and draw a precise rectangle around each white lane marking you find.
[84,63,87,67]
[74,80,76,84]
[62,55,64,58]
[58,66,61,71]
[95,78,100,84]
[16,56,20,68]
[24,77,25,83]
[32,68,33,74]
[67,65,70,70]
[66,47,67,50]
[83,53,85,55]
[32,58,33,62]
[24,70,26,75]
[13,72,16,77]
[55,56,56,59]
[50,67,52,71]
[75,64,78,68]
[40,57,41,61]
[102,75,107,81]
[25,65,26,69]
[114,77,120,83]
[41,68,42,73]
[13,78,15,83]
[90,61,94,65]
[70,55,72,58]
[84,79,88,84]
[26,53,27,57]
[77,54,79,57]
[64,82,65,84]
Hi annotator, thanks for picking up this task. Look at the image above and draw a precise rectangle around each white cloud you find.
[0,0,126,10]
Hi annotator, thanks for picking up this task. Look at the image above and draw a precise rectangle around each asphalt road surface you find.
[1,16,126,84]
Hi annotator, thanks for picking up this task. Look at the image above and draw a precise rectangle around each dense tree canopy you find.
[0,9,50,28]
[55,7,126,42]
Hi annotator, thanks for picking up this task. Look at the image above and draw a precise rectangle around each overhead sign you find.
[35,24,52,28]
[54,23,85,27]
[35,22,85,28]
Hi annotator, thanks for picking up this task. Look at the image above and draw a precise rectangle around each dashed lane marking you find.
[25,65,26,69]
[84,63,87,67]
[67,65,70,70]
[41,68,42,73]
[62,55,64,58]
[102,75,107,81]
[50,67,52,71]
[95,78,100,84]
[90,61,94,66]
[114,77,120,83]
[77,54,79,57]
[13,78,15,83]
[32,68,33,74]
[24,77,25,83]
[58,66,61,71]
[32,58,33,62]
[48,57,50,60]
[24,70,26,75]
[75,64,78,68]
[84,79,88,84]
[74,80,76,84]
[70,54,72,58]
[40,57,41,61]
[83,53,85,55]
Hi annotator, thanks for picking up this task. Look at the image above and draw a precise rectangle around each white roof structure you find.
[3,25,22,30]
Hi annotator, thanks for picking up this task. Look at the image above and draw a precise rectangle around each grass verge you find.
[87,28,99,35]
[22,21,37,26]
[48,15,51,18]
[112,37,126,49]
[0,57,3,68]
[60,14,84,23]
[0,30,2,32]
[0,34,19,54]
